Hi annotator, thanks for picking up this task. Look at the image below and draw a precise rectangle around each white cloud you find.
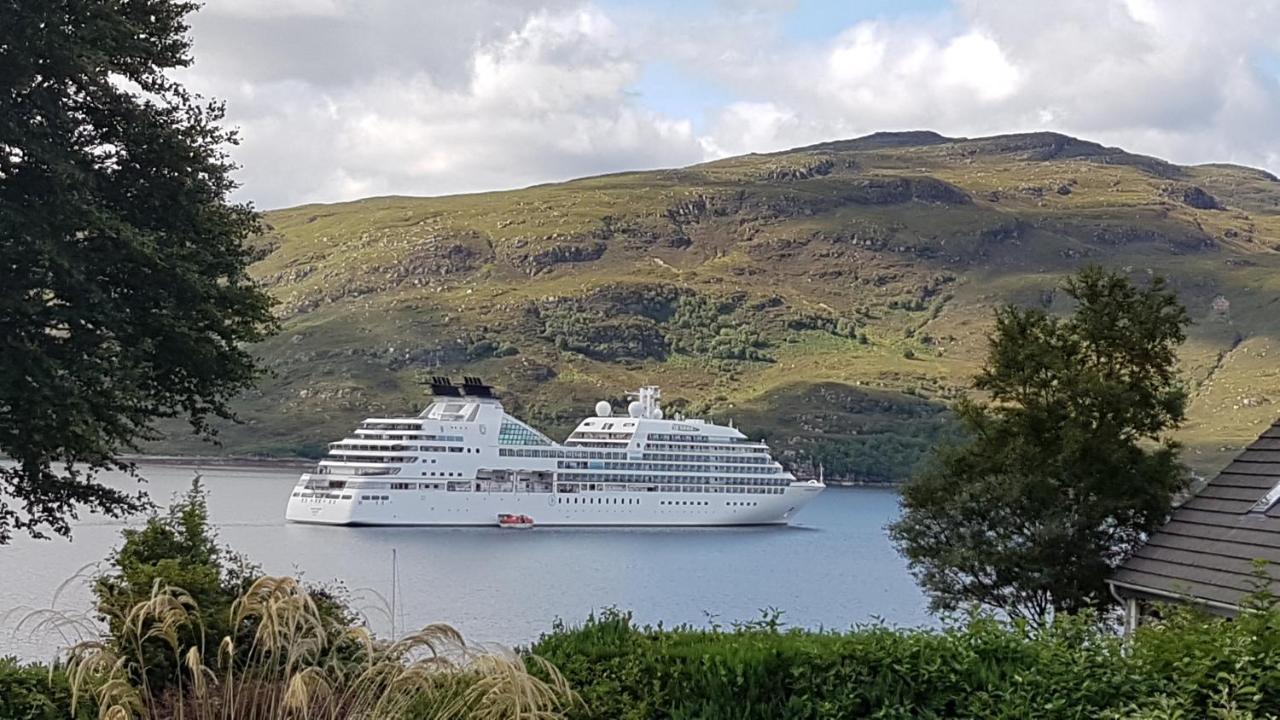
[689,0,1280,173]
[176,0,1280,208]
[184,3,705,207]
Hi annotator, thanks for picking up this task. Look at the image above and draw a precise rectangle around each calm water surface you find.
[0,464,929,660]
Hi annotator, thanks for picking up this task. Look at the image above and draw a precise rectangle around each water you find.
[0,463,930,661]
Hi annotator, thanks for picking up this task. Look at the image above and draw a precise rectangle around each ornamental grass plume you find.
[65,576,578,720]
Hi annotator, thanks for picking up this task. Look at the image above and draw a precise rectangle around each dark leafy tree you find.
[889,266,1191,621]
[0,0,274,541]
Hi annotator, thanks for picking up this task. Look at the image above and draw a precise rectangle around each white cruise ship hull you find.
[286,483,823,527]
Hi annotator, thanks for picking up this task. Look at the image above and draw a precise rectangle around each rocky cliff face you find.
[155,132,1280,482]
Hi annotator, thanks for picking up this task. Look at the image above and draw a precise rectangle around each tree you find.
[93,478,257,689]
[889,266,1191,621]
[93,478,354,691]
[0,0,274,541]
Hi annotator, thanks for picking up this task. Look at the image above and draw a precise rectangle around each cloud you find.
[176,0,1280,209]
[184,2,704,207]
[690,0,1280,173]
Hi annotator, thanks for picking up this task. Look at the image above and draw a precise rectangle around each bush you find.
[0,658,89,720]
[92,478,354,691]
[531,603,1280,720]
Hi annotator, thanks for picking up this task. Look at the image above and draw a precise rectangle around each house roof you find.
[1110,421,1280,611]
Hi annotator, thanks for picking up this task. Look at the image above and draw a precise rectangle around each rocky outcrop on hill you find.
[508,240,607,275]
[1163,184,1224,210]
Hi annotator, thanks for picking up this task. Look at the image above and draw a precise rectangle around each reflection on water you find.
[0,463,929,660]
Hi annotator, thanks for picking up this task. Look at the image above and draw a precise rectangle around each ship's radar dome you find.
[627,401,643,418]
[653,408,664,420]
[595,401,612,417]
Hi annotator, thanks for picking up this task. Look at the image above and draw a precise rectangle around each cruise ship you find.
[284,378,824,527]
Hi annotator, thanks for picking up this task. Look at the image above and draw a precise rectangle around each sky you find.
[176,0,1280,209]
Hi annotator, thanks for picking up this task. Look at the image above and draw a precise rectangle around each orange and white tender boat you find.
[498,513,534,529]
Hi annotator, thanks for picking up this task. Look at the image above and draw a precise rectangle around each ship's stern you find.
[284,475,359,525]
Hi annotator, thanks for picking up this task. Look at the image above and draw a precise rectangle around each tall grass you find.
[66,576,578,719]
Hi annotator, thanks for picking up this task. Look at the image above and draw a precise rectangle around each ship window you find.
[498,419,553,446]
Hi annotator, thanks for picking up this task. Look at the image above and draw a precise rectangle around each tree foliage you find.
[889,266,1191,620]
[0,657,91,719]
[92,478,353,692]
[0,0,275,541]
[92,478,258,689]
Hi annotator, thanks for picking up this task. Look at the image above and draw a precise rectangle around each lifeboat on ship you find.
[497,513,534,529]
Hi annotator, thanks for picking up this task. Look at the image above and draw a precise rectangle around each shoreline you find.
[824,480,903,489]
[121,455,315,470]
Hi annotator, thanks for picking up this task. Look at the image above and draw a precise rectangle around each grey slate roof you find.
[1110,421,1280,611]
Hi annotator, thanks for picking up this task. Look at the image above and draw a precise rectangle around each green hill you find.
[157,131,1280,482]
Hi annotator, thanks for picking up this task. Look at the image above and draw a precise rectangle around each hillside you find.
[158,131,1280,482]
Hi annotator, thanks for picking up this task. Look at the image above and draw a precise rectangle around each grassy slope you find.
[158,132,1280,482]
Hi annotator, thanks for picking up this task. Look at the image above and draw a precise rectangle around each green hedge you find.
[531,604,1280,720]
[0,657,89,720]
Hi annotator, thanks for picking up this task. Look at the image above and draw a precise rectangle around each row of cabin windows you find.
[332,446,475,455]
[317,461,452,475]
[569,431,632,441]
[331,443,413,452]
[360,422,422,431]
[349,434,464,442]
[313,466,401,476]
[326,454,418,464]
[300,483,455,497]
[656,500,759,507]
[645,442,769,454]
[293,491,353,499]
[294,484,780,500]
[642,452,773,465]
[500,448,626,460]
[558,460,781,475]
[369,483,450,492]
[648,433,755,443]
[560,471,788,486]
[559,481,786,494]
